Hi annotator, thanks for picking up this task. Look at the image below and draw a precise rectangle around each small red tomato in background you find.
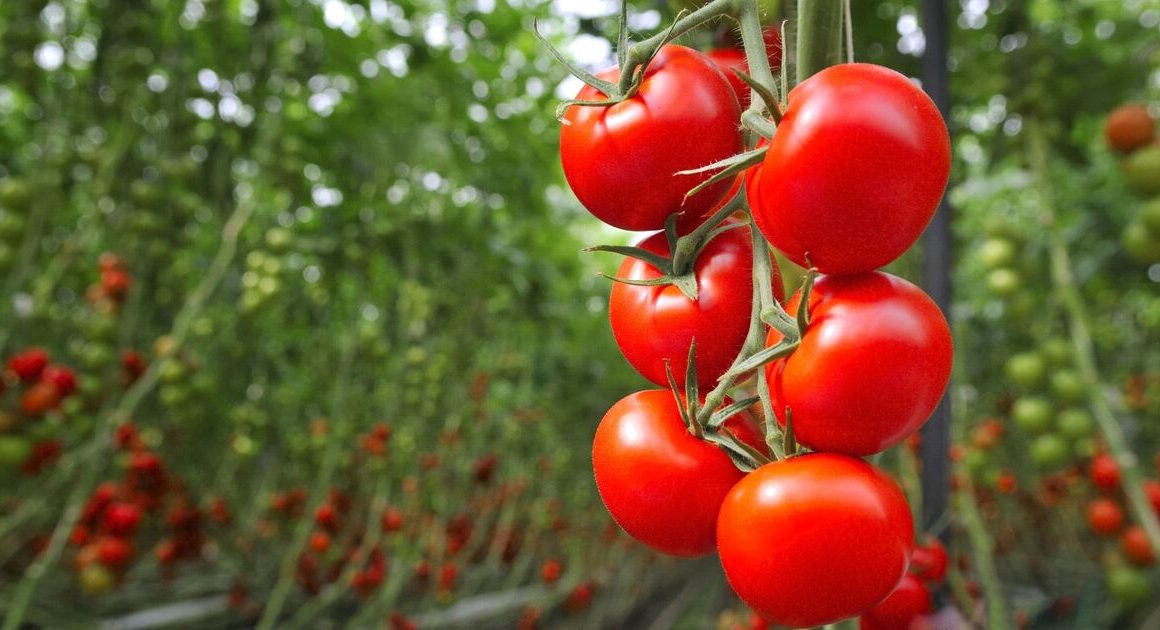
[1087,498,1124,536]
[95,537,135,569]
[610,225,781,390]
[716,453,914,628]
[382,507,404,533]
[560,45,742,231]
[748,63,950,274]
[21,380,61,415]
[103,503,142,537]
[592,390,766,557]
[8,348,49,382]
[1089,453,1121,491]
[1121,525,1156,566]
[41,365,77,397]
[766,272,952,456]
[910,536,948,583]
[540,559,561,584]
[860,574,931,630]
[1105,103,1155,153]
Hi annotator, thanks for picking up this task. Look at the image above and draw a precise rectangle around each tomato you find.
[21,380,62,416]
[1050,370,1086,403]
[79,564,115,594]
[1056,408,1093,440]
[747,63,950,274]
[95,537,135,569]
[1121,525,1156,566]
[1143,198,1160,236]
[1029,434,1069,468]
[1086,498,1124,536]
[540,559,561,584]
[592,390,765,557]
[1123,145,1160,197]
[1144,480,1160,516]
[42,365,78,397]
[986,268,1022,296]
[0,435,33,467]
[909,537,948,583]
[717,453,914,627]
[978,237,1017,269]
[1105,104,1154,153]
[560,45,742,231]
[610,226,781,389]
[764,272,952,456]
[103,503,142,537]
[8,348,49,382]
[859,574,931,630]
[1090,453,1121,491]
[1123,221,1160,264]
[1107,566,1151,605]
[1005,352,1046,389]
[1011,397,1052,434]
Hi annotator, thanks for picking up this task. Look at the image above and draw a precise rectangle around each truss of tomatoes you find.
[557,40,951,627]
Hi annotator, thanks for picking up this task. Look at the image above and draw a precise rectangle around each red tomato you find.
[910,536,948,583]
[747,63,950,274]
[1089,454,1121,491]
[592,390,766,557]
[1144,479,1160,516]
[8,348,49,382]
[1105,103,1154,153]
[102,503,142,537]
[860,574,932,630]
[95,536,135,569]
[42,365,77,397]
[610,225,781,389]
[1121,525,1156,566]
[717,453,914,627]
[765,272,952,455]
[1086,498,1124,537]
[21,380,61,415]
[560,45,742,231]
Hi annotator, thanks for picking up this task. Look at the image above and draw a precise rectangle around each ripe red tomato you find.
[8,348,49,382]
[592,390,765,557]
[21,380,62,416]
[610,225,781,389]
[1105,103,1154,153]
[1086,498,1124,537]
[859,574,931,630]
[1089,454,1121,491]
[42,365,77,397]
[717,453,914,627]
[95,536,135,569]
[1143,479,1160,515]
[102,503,142,537]
[765,272,952,455]
[560,45,742,231]
[1121,525,1156,566]
[910,536,948,583]
[747,63,950,274]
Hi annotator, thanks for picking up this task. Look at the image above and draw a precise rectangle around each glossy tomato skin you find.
[561,45,742,231]
[593,390,765,557]
[610,225,782,389]
[748,63,950,274]
[717,453,915,627]
[765,272,952,456]
[859,574,932,630]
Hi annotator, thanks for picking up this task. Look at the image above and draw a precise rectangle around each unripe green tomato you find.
[80,344,114,369]
[963,449,989,476]
[1107,566,1152,606]
[1012,397,1053,434]
[265,227,293,252]
[979,238,1017,269]
[983,215,1020,239]
[1073,437,1097,458]
[1039,338,1072,366]
[84,314,118,341]
[1123,221,1160,263]
[0,435,32,467]
[987,268,1022,296]
[1030,434,1069,467]
[1123,145,1160,197]
[1006,352,1046,389]
[1056,408,1094,439]
[0,212,26,240]
[160,384,190,407]
[1050,370,1087,403]
[1142,198,1160,237]
[79,564,115,595]
[158,360,186,384]
[0,178,31,209]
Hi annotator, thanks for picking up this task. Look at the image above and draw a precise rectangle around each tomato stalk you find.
[1026,118,1160,556]
[955,474,1013,629]
[615,0,737,95]
[795,0,845,83]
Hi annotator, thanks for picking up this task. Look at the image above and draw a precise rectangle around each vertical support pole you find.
[919,0,952,539]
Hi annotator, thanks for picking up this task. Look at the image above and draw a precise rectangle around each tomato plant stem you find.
[617,0,736,95]
[795,0,844,84]
[1026,118,1160,555]
[955,477,1013,629]
[737,0,778,112]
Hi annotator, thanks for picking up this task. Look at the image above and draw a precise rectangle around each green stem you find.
[738,0,777,110]
[956,479,1012,630]
[795,0,844,84]
[1026,118,1160,555]
[617,0,736,94]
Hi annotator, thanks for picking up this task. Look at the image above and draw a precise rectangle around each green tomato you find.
[979,238,1017,269]
[987,268,1022,296]
[1123,221,1160,263]
[1012,396,1053,434]
[1050,370,1087,403]
[1142,197,1160,237]
[1123,145,1160,197]
[1073,437,1096,459]
[1029,434,1069,468]
[1057,408,1094,439]
[1107,566,1152,606]
[1006,352,1046,389]
[1039,338,1072,366]
[963,449,989,477]
[0,435,32,467]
